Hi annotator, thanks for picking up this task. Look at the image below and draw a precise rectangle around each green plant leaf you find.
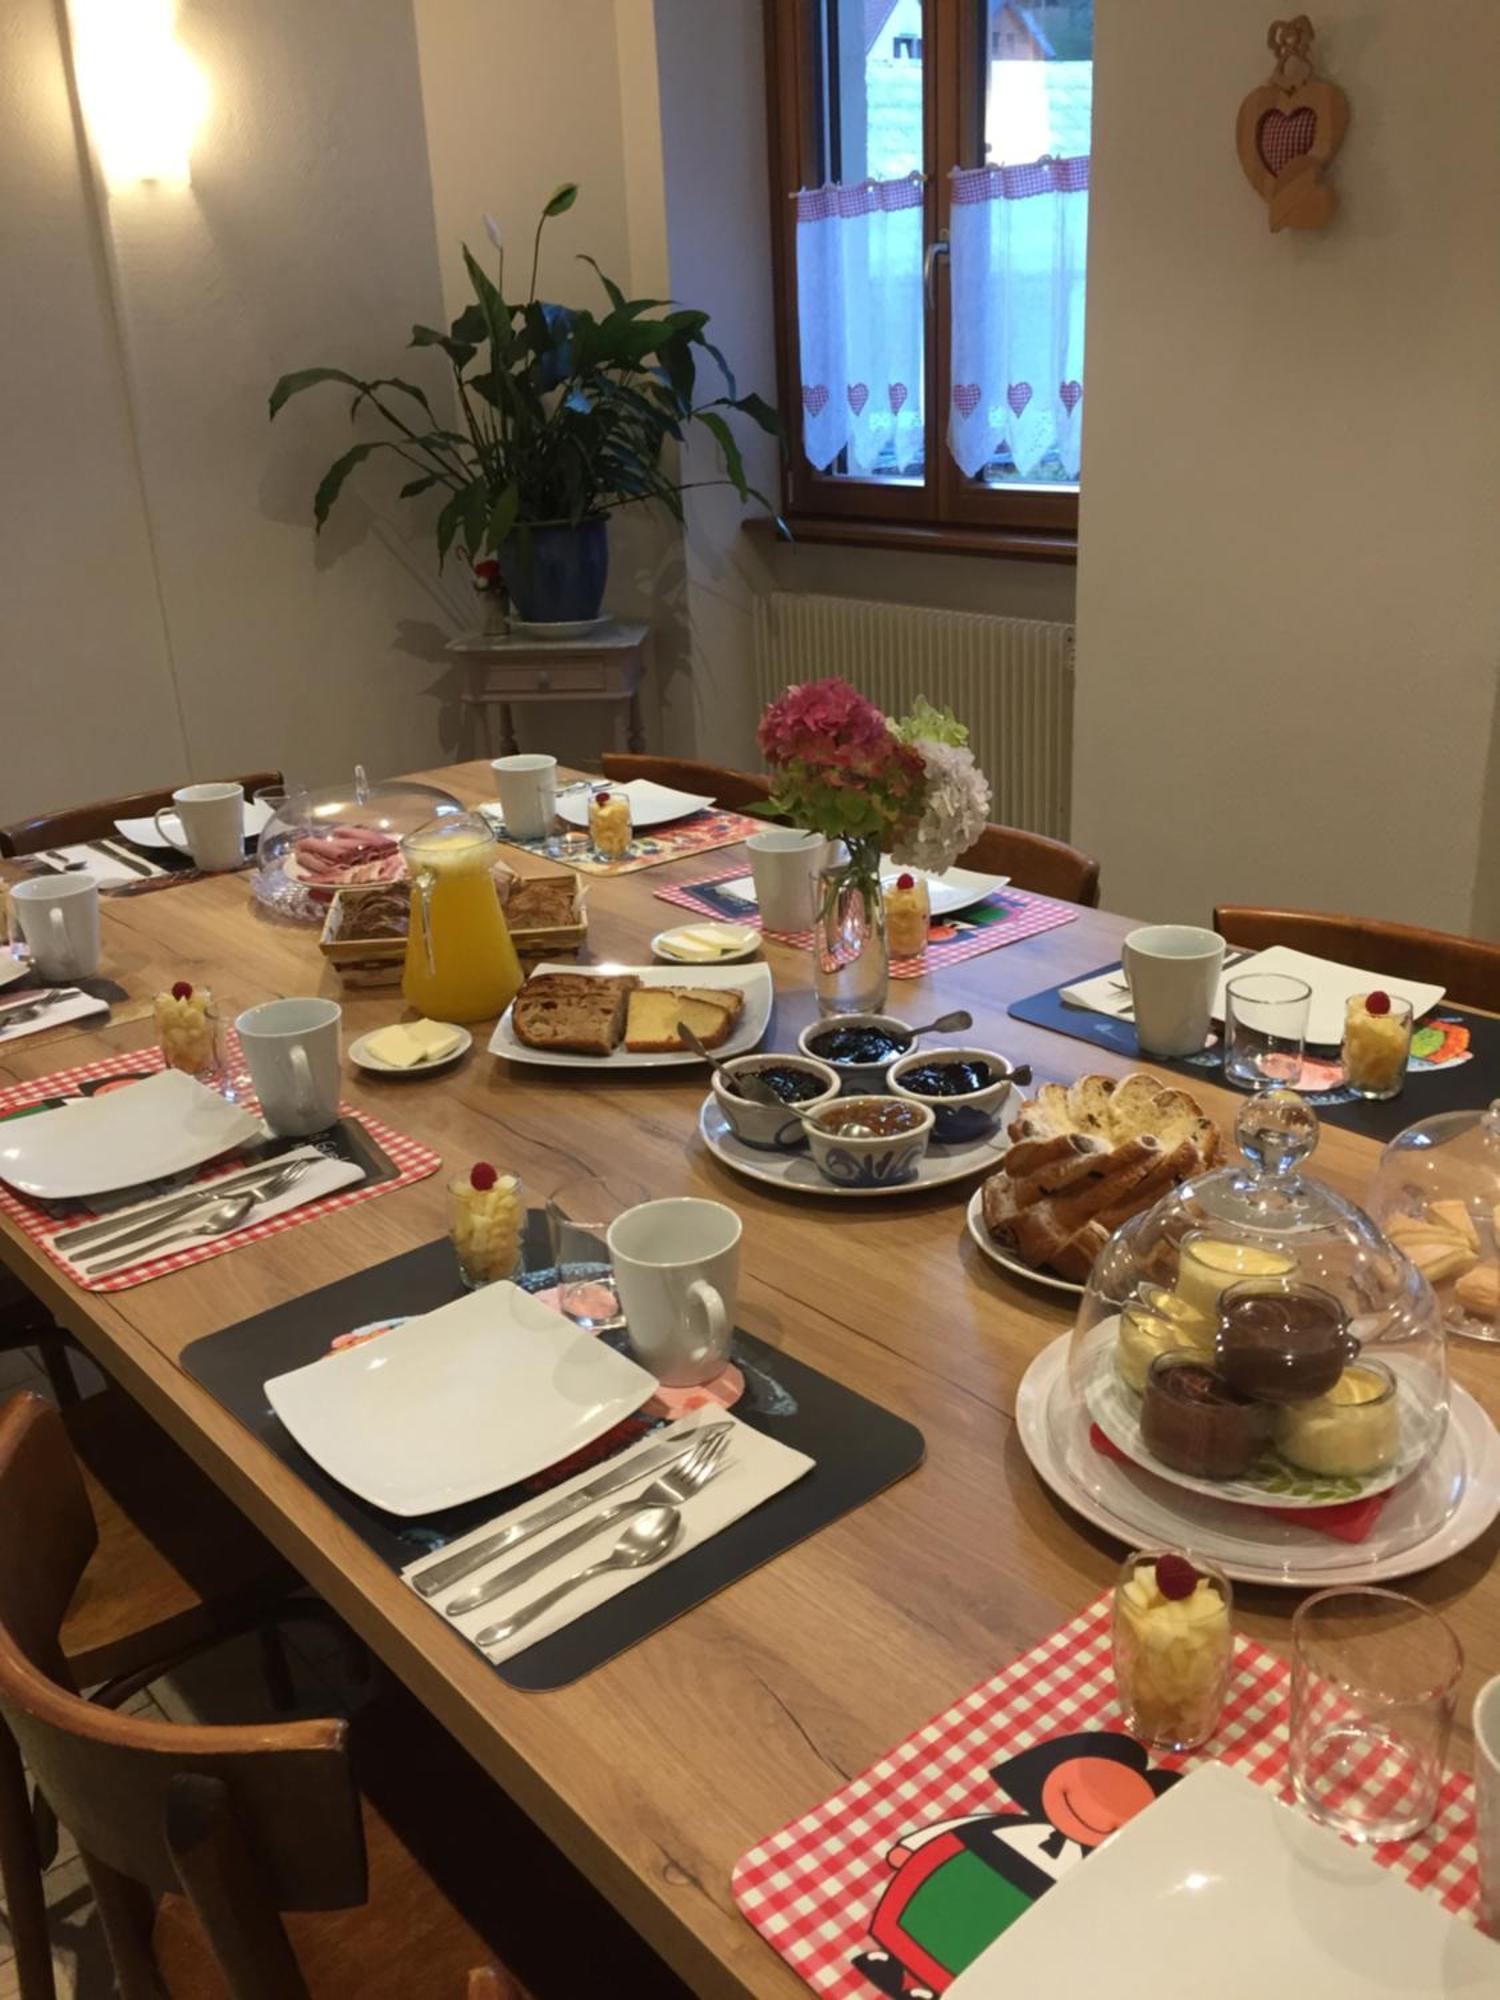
[435,488,471,565]
[697,410,748,499]
[543,182,579,217]
[409,325,477,369]
[348,376,440,426]
[269,366,365,420]
[450,303,490,345]
[312,440,385,529]
[398,473,442,499]
[485,484,520,551]
[731,390,782,438]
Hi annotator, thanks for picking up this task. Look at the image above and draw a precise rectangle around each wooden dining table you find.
[1,760,1496,1999]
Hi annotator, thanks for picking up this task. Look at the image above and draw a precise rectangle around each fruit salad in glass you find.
[450,1162,523,1289]
[1113,1550,1234,1752]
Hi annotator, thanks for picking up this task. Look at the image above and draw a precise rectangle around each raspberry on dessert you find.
[1155,1553,1198,1601]
[896,872,916,891]
[1366,990,1391,1016]
[170,981,193,1000]
[469,1162,499,1192]
[594,791,611,806]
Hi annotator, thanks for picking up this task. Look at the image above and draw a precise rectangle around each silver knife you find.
[87,839,153,879]
[52,1159,290,1255]
[412,1422,731,1599]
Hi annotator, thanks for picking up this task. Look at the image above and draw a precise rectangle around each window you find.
[764,0,1093,557]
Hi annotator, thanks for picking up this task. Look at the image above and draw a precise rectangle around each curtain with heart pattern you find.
[947,157,1089,481]
[794,173,925,475]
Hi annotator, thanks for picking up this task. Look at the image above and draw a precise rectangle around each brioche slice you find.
[1066,1074,1119,1133]
[1048,1136,1163,1232]
[1004,1133,1096,1181]
[1010,1200,1074,1270]
[510,972,636,1056]
[625,986,739,1054]
[1031,1082,1076,1134]
[981,1173,1025,1242]
[1052,1221,1110,1285]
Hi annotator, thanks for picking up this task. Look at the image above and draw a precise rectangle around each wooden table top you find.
[3,763,1496,1999]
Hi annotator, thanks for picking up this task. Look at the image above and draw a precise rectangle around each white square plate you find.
[264,1283,658,1514]
[879,862,1008,917]
[948,1763,1500,1997]
[114,798,274,852]
[490,960,772,1069]
[0,1069,263,1201]
[555,779,716,830]
[1215,945,1445,1048]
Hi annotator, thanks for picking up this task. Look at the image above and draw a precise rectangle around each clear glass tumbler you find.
[546,1171,646,1330]
[1289,1586,1461,1842]
[1223,973,1312,1089]
[1342,992,1414,1100]
[1113,1549,1235,1753]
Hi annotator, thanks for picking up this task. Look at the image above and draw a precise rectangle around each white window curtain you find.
[947,157,1089,480]
[795,173,924,474]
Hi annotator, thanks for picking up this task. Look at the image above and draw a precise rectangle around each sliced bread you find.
[624,986,742,1054]
[511,972,637,1056]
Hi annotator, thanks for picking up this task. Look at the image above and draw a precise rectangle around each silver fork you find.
[446,1428,732,1621]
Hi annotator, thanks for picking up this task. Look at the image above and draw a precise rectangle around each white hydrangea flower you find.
[889,737,991,874]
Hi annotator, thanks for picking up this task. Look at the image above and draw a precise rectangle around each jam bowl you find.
[710,1054,840,1152]
[805,1095,934,1189]
[798,1014,914,1095]
[887,1047,1019,1143]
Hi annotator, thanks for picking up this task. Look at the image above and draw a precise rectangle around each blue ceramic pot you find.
[498,518,608,623]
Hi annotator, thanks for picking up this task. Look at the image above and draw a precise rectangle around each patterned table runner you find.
[654,866,1079,979]
[478,804,760,875]
[0,1045,440,1291]
[732,1595,1479,1998]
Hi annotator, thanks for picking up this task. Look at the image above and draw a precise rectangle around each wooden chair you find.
[1214,906,1500,1015]
[0,1392,527,2000]
[957,823,1100,907]
[0,771,283,859]
[599,753,774,814]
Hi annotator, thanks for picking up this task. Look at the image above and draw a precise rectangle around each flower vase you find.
[815,838,889,1016]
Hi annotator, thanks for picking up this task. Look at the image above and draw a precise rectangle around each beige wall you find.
[1073,0,1500,934]
[2,0,459,823]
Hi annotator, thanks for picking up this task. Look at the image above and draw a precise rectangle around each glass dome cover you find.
[1367,1099,1500,1347]
[1052,1088,1453,1575]
[252,767,464,920]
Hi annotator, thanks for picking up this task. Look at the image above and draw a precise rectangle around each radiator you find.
[751,592,1075,839]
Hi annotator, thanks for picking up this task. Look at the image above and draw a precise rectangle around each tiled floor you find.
[0,1344,377,2000]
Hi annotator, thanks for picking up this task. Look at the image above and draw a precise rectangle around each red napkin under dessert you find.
[1088,1423,1389,1543]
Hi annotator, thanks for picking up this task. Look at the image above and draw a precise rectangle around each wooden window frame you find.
[763,0,1080,562]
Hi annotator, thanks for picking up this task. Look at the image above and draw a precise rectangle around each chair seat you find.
[61,1390,294,1686]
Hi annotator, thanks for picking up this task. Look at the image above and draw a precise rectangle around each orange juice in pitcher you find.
[400,814,523,1023]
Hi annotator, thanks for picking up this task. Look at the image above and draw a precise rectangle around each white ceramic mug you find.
[607,1197,741,1387]
[10,875,101,980]
[155,782,245,872]
[235,997,342,1136]
[1121,924,1225,1057]
[491,754,558,841]
[1475,1674,1500,1936]
[747,829,826,934]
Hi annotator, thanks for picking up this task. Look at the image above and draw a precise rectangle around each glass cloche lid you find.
[253,766,464,919]
[1367,1100,1500,1347]
[1050,1089,1455,1576]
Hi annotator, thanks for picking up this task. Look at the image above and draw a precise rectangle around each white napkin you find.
[0,992,110,1044]
[403,1408,814,1664]
[30,845,164,887]
[46,1145,366,1281]
[1058,966,1135,1018]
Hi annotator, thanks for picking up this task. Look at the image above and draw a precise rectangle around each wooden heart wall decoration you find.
[1236,16,1349,231]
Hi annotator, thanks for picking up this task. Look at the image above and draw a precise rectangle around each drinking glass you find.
[1113,1549,1234,1752]
[546,1171,647,1330]
[1341,992,1414,1100]
[1223,973,1311,1089]
[1289,1586,1461,1842]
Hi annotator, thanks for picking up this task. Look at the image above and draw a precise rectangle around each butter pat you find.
[366,1019,462,1068]
[663,923,754,961]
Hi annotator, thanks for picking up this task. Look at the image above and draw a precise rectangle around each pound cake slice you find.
[624,986,743,1054]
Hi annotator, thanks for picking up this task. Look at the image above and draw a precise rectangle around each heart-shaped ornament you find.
[847,382,869,416]
[1059,380,1083,415]
[802,384,830,418]
[1236,21,1349,232]
[952,383,981,420]
[1006,382,1034,418]
[888,382,908,414]
[1257,105,1316,176]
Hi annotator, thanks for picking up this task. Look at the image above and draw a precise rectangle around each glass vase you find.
[815,838,889,1016]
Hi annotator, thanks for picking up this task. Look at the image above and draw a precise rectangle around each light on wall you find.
[68,0,209,192]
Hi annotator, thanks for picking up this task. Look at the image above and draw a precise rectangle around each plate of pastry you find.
[965,1188,1085,1296]
[974,1072,1223,1286]
[490,961,771,1069]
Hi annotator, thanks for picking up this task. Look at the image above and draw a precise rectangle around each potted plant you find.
[270,184,780,625]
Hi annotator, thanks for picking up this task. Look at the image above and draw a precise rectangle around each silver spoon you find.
[904,1008,974,1039]
[75,1158,313,1266]
[675,1021,787,1107]
[84,1190,261,1276]
[477,1504,683,1650]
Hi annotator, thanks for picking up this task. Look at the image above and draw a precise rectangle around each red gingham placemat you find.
[731,1595,1479,1997]
[484,807,761,876]
[653,867,1078,979]
[0,1045,441,1292]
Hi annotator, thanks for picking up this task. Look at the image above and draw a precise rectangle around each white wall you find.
[2,0,458,824]
[1073,0,1500,934]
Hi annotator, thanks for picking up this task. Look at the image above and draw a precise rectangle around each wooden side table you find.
[446,622,648,759]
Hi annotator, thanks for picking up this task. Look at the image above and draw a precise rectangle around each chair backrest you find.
[1214,906,1500,1015]
[599,754,774,815]
[0,1394,363,1999]
[957,822,1101,907]
[0,771,285,858]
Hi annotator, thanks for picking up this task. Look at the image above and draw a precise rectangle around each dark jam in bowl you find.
[897,1059,996,1098]
[808,1025,912,1066]
[740,1064,827,1104]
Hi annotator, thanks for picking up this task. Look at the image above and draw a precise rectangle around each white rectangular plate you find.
[949,1763,1500,1997]
[555,779,715,830]
[1215,944,1444,1048]
[265,1283,657,1515]
[0,1069,263,1200]
[491,960,772,1069]
[114,798,274,852]
[879,862,1008,917]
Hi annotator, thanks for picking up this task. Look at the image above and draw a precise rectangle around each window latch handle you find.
[923,232,950,309]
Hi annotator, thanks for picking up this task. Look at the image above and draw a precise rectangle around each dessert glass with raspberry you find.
[588,789,632,862]
[1113,1549,1234,1752]
[153,981,223,1084]
[1342,989,1413,1100]
[450,1162,523,1289]
[884,871,930,960]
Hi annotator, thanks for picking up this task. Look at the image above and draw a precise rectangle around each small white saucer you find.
[651,923,762,966]
[348,1025,472,1077]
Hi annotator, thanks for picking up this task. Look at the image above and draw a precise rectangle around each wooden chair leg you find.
[34,1337,79,1410]
[0,1722,57,2000]
[257,1625,298,1713]
[83,1851,171,2000]
[165,1772,310,2000]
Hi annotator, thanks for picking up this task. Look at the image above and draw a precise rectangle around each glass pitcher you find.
[400,814,523,1024]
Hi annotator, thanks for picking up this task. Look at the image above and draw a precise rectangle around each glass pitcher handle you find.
[415,869,436,978]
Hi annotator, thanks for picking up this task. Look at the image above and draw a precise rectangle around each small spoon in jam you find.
[677,1022,785,1106]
